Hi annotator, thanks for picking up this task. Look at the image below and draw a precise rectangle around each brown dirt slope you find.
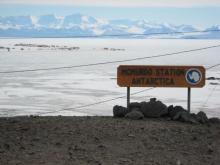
[0,116,220,165]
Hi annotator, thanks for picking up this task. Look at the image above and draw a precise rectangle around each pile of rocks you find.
[113,98,220,124]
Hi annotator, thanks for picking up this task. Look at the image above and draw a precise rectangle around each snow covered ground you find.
[0,38,220,117]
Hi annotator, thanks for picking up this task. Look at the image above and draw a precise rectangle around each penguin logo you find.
[185,68,202,85]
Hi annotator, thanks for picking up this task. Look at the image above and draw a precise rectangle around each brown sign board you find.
[117,65,205,88]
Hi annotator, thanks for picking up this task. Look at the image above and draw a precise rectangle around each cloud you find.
[1,0,220,7]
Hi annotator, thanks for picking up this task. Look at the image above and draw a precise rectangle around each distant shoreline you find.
[0,37,220,40]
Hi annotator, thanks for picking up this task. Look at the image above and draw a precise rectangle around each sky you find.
[0,0,219,28]
[1,0,220,7]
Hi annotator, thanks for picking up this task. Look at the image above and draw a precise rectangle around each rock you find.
[98,144,107,149]
[208,117,220,124]
[113,105,128,118]
[140,98,168,118]
[207,145,214,154]
[169,106,187,119]
[125,110,144,120]
[29,115,38,118]
[0,149,4,153]
[172,111,182,120]
[4,143,10,150]
[176,160,181,165]
[179,112,191,122]
[150,98,157,102]
[130,107,142,114]
[196,111,208,124]
[191,136,198,141]
[190,113,197,118]
[173,111,198,124]
[129,102,141,110]
[167,105,174,114]
[33,137,40,142]
[173,111,187,121]
[127,134,135,138]
[28,151,35,155]
[19,146,25,150]
[20,127,29,131]
[119,158,132,163]
[188,116,199,124]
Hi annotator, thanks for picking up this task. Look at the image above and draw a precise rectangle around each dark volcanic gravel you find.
[0,116,220,165]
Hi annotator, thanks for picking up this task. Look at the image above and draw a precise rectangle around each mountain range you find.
[0,14,220,39]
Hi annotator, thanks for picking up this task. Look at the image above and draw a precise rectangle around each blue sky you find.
[0,0,220,28]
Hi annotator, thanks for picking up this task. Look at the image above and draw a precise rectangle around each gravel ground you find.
[0,116,220,165]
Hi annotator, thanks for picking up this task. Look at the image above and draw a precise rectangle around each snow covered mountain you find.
[0,14,219,39]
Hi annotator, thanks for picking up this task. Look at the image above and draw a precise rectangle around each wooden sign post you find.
[117,65,206,112]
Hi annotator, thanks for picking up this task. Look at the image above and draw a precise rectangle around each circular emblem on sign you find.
[185,68,202,85]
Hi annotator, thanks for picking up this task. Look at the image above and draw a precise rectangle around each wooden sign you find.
[117,65,205,88]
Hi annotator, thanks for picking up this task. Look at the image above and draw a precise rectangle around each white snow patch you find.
[30,15,38,25]
[82,15,89,22]
[96,18,109,25]
[127,26,144,34]
[0,38,220,117]
[93,28,104,35]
